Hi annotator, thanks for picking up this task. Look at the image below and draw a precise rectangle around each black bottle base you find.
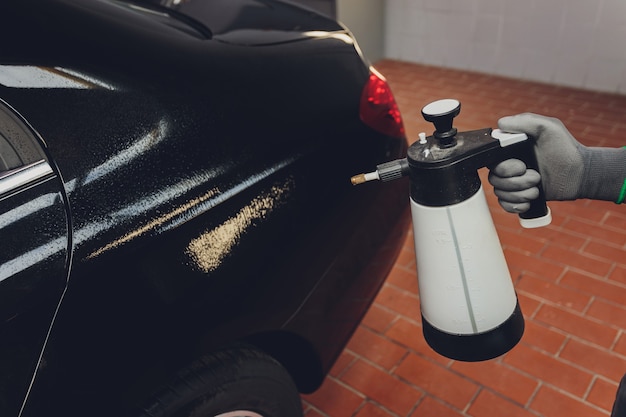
[422,301,525,362]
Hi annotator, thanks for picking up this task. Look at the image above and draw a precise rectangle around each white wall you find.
[289,0,386,62]
[338,0,385,63]
[384,0,626,94]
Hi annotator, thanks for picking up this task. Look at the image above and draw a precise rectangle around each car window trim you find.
[0,160,54,198]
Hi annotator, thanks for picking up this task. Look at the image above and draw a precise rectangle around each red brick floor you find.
[301,60,626,417]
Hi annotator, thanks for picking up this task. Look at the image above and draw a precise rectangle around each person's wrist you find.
[578,147,626,201]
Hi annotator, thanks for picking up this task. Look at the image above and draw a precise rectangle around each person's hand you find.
[488,159,542,213]
[489,113,585,210]
[489,113,626,212]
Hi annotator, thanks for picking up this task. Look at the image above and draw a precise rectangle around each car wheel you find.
[137,345,303,417]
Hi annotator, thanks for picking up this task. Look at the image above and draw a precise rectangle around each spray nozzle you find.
[350,158,409,185]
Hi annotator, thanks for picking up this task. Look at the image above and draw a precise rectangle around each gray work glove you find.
[488,113,626,213]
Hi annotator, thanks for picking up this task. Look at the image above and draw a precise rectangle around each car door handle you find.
[0,160,55,198]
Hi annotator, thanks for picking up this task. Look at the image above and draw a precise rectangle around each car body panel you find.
[153,0,346,46]
[0,101,69,417]
[0,0,410,415]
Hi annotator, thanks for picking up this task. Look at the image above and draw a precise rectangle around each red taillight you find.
[359,68,405,139]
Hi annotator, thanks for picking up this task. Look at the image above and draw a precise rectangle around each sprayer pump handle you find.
[491,129,552,228]
[421,99,461,147]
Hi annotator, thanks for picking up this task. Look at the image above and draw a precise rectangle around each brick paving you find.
[302,60,626,417]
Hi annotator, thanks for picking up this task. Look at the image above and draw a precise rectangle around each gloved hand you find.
[488,113,626,213]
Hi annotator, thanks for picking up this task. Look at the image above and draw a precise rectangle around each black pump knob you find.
[422,99,461,148]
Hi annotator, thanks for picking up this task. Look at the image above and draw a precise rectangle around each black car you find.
[0,0,409,415]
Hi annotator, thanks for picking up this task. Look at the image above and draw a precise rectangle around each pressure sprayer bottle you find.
[352,99,551,361]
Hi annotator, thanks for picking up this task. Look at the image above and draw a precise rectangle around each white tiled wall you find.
[384,0,626,93]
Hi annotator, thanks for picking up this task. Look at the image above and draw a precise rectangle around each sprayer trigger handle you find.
[491,129,528,146]
[491,129,552,228]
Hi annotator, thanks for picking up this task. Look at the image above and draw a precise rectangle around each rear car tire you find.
[137,346,303,417]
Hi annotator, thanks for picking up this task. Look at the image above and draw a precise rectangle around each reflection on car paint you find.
[0,143,298,281]
[186,176,293,273]
[80,120,170,187]
[86,185,220,259]
[0,119,172,279]
[0,66,117,90]
[84,155,299,259]
[301,31,354,45]
[0,193,60,229]
[0,228,66,283]
[64,119,171,193]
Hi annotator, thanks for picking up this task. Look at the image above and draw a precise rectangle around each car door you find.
[0,99,69,417]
